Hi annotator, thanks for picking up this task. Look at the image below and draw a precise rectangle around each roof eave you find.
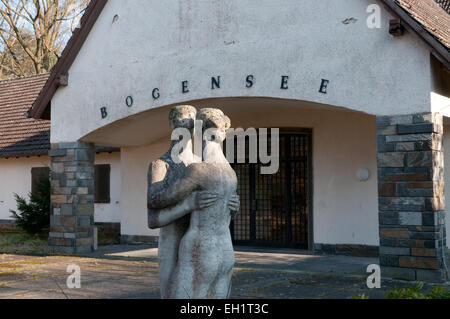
[29,0,108,120]
[0,152,48,159]
[379,0,450,69]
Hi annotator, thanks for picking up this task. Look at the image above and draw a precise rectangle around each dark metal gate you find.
[230,130,312,249]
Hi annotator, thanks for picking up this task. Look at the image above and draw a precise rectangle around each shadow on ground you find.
[0,245,448,299]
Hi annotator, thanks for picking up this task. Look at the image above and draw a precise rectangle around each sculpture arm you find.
[148,165,203,209]
[148,191,219,229]
[147,160,174,228]
[148,195,195,229]
[147,160,169,209]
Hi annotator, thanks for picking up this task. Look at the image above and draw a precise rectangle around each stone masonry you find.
[377,113,448,282]
[48,142,95,254]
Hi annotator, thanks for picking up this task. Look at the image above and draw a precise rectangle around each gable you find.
[34,0,443,144]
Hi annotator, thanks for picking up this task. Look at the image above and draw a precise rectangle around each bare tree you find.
[0,0,89,79]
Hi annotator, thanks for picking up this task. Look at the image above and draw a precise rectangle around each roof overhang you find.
[379,0,450,69]
[28,0,108,120]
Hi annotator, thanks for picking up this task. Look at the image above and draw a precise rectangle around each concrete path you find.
[0,245,447,299]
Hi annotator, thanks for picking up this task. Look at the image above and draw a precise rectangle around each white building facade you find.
[0,75,121,232]
[0,154,121,225]
[28,0,450,281]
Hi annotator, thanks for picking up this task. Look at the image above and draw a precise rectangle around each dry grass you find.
[0,233,48,255]
[0,228,120,255]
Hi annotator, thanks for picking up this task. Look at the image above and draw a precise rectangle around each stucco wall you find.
[50,0,432,144]
[120,141,168,238]
[94,152,121,223]
[120,105,380,246]
[0,153,121,224]
[0,156,50,221]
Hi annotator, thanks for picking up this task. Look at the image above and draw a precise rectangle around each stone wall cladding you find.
[120,235,159,245]
[48,142,95,254]
[377,113,448,282]
[313,244,379,258]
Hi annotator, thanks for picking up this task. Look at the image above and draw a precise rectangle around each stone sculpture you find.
[148,106,239,299]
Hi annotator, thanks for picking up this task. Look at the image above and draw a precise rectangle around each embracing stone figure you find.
[148,106,239,299]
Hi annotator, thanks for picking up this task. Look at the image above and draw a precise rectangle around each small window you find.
[31,167,50,194]
[95,164,111,204]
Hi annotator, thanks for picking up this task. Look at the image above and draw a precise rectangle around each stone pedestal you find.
[377,113,448,282]
[48,142,95,254]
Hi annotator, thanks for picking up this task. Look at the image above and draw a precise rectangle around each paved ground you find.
[0,245,448,299]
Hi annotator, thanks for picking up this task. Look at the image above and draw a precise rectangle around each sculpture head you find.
[197,108,231,143]
[169,105,197,131]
